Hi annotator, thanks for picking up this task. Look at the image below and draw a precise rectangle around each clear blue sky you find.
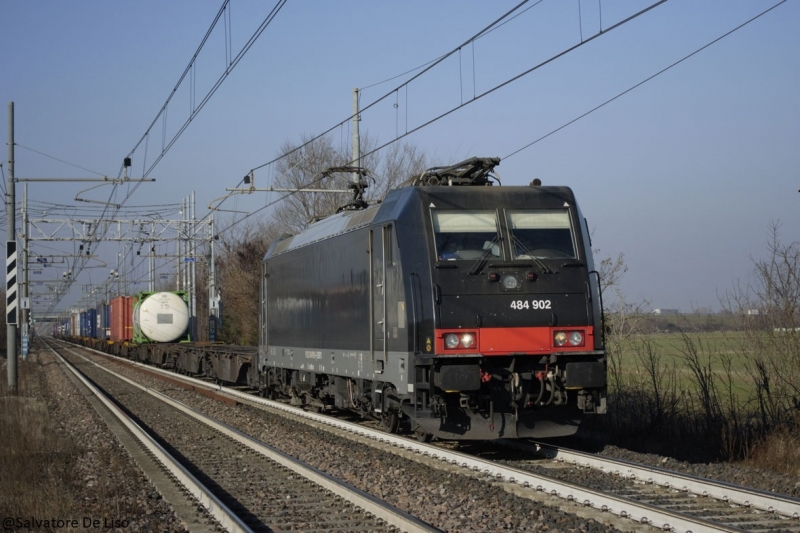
[2,0,798,314]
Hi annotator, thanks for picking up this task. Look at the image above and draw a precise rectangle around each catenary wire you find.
[14,143,107,176]
[503,0,788,161]
[210,0,669,238]
[120,0,287,185]
[247,0,533,176]
[219,0,788,244]
[37,1,289,311]
[39,0,786,313]
[359,0,545,91]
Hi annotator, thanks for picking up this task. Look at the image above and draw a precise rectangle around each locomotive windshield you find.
[432,210,501,261]
[506,210,576,260]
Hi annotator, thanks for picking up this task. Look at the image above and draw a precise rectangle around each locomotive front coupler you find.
[431,395,448,418]
[459,393,480,411]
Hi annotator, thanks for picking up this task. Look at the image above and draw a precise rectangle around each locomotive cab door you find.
[259,262,269,357]
[370,227,387,371]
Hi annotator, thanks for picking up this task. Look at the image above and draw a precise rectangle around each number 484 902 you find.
[510,299,551,310]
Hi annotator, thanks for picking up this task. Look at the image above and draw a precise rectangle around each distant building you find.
[652,309,679,316]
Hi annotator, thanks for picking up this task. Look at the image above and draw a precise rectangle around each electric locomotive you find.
[255,157,606,440]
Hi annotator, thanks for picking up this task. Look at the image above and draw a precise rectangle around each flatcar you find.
[255,157,606,441]
[68,292,256,384]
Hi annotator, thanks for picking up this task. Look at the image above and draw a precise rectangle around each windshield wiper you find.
[511,234,553,274]
[468,234,502,275]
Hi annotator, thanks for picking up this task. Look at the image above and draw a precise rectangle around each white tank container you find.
[133,292,189,342]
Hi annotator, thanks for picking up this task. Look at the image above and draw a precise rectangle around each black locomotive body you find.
[256,159,606,440]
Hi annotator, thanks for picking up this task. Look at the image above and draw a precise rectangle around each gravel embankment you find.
[22,344,189,532]
[74,347,625,532]
[597,444,800,498]
[54,341,800,532]
[64,352,399,532]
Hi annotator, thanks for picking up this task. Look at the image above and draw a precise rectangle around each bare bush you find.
[722,223,800,427]
[603,335,681,445]
[590,224,800,463]
[584,251,685,451]
[216,219,279,345]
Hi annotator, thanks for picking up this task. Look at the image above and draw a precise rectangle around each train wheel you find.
[414,429,432,443]
[381,411,400,434]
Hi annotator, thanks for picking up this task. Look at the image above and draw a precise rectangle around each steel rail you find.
[528,442,800,519]
[230,397,743,533]
[58,341,442,533]
[69,342,753,533]
[43,339,252,533]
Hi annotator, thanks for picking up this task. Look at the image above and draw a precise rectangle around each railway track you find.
[43,340,242,532]
[500,440,800,528]
[57,338,800,532]
[46,338,440,533]
[228,393,800,533]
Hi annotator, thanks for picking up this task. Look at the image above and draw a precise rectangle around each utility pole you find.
[7,102,17,392]
[190,191,197,342]
[352,88,361,184]
[148,245,155,292]
[208,213,218,341]
[177,199,182,291]
[21,183,29,360]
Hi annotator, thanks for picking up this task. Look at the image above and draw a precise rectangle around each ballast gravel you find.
[18,345,189,532]
[45,342,800,531]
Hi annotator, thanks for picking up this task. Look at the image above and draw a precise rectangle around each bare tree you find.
[360,137,428,203]
[213,135,426,343]
[271,134,427,234]
[271,135,351,234]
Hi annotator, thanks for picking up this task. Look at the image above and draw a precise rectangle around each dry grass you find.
[744,425,800,476]
[0,358,79,517]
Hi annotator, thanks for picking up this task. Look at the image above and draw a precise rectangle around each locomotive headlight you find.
[569,331,584,346]
[554,330,585,347]
[460,333,475,349]
[554,331,567,346]
[501,275,518,290]
[445,334,460,349]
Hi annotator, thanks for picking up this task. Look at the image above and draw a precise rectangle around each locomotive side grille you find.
[344,208,379,230]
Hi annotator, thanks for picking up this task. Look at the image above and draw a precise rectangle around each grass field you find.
[605,310,795,400]
[595,310,800,462]
[611,330,756,403]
